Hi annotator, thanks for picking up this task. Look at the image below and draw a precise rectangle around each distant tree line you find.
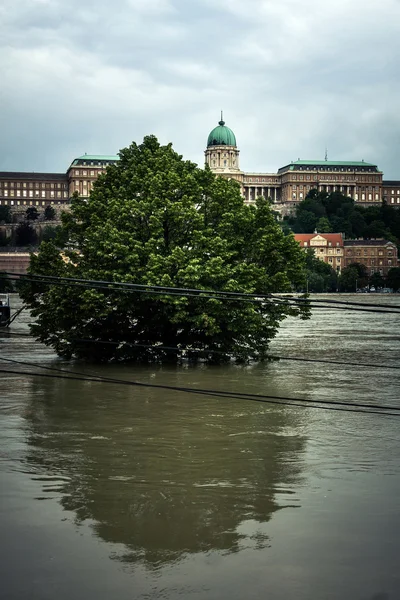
[285,189,400,292]
[285,189,400,243]
[0,205,60,248]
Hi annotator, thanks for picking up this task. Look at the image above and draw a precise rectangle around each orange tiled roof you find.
[294,233,344,246]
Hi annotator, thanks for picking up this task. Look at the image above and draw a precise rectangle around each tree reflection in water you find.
[22,365,307,568]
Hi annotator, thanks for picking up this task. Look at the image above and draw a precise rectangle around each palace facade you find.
[205,118,400,213]
[1,118,400,214]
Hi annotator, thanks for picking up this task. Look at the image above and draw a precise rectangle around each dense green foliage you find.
[26,207,39,221]
[20,136,309,363]
[387,267,400,291]
[0,206,12,224]
[303,248,338,292]
[44,205,56,221]
[286,189,400,245]
[15,221,37,246]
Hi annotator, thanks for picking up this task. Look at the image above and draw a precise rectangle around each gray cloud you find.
[1,0,399,177]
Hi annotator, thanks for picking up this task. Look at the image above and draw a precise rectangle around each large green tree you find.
[20,136,308,363]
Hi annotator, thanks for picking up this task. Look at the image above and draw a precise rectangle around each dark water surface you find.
[1,295,400,600]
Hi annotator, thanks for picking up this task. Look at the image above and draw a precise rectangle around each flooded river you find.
[1,295,400,600]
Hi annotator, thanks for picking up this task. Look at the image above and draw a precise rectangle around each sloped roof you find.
[294,233,344,246]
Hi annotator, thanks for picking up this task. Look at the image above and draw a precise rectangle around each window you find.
[23,190,27,197]
[304,242,308,247]
[35,190,39,197]
[75,170,80,175]
[3,190,8,197]
[29,190,33,197]
[41,191,46,198]
[23,183,27,188]
[90,171,95,176]
[50,191,55,198]
[83,171,87,176]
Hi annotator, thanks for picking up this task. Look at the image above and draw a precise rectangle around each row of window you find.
[383,189,400,194]
[74,170,101,176]
[245,178,280,183]
[292,175,379,182]
[76,161,114,167]
[326,258,392,265]
[296,166,376,173]
[0,200,64,206]
[0,181,67,189]
[1,190,67,198]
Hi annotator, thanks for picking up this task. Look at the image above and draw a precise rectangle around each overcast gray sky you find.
[1,0,400,177]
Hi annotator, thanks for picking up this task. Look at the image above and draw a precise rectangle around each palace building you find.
[1,117,400,213]
[205,117,400,213]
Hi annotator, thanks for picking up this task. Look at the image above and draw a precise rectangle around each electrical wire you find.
[0,357,399,417]
[3,271,400,313]
[1,331,400,372]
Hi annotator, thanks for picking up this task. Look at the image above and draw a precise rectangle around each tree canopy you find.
[286,190,400,247]
[20,136,309,364]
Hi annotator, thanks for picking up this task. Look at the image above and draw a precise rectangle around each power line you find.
[3,272,400,314]
[3,271,400,310]
[1,332,400,372]
[0,358,399,417]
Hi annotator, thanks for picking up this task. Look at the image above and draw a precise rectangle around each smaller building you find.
[343,239,398,276]
[382,181,400,207]
[0,172,69,210]
[294,233,344,272]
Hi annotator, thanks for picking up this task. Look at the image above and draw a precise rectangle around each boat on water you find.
[0,294,11,327]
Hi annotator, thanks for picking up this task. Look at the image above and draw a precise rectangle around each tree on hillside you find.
[19,135,309,364]
[44,205,56,221]
[288,190,400,246]
[41,225,60,242]
[26,207,39,221]
[339,265,358,292]
[0,206,12,224]
[346,261,369,289]
[303,248,337,292]
[15,222,37,246]
[315,217,332,233]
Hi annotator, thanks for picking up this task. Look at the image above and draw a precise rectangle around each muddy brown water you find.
[1,295,400,600]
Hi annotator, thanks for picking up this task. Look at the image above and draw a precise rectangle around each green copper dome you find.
[207,118,237,147]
